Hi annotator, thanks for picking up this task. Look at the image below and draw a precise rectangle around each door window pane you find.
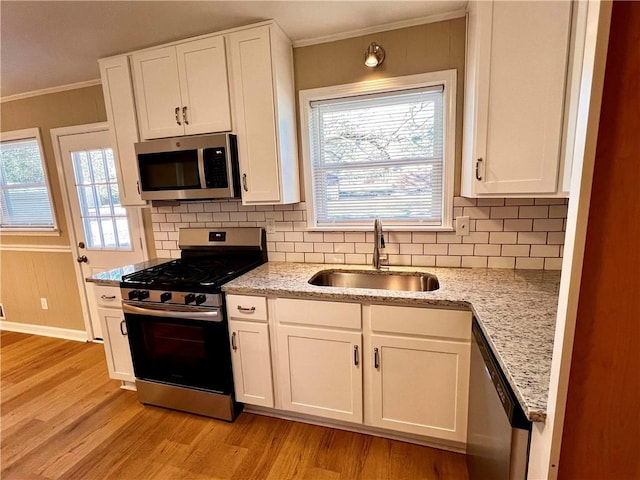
[72,148,131,250]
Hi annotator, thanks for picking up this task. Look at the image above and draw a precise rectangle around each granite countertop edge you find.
[85,258,172,286]
[223,262,561,424]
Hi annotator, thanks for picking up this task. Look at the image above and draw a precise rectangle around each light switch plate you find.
[455,216,470,236]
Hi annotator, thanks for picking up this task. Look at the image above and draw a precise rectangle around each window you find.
[300,71,456,230]
[0,128,57,232]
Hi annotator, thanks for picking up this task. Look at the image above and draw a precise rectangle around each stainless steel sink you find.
[308,270,439,292]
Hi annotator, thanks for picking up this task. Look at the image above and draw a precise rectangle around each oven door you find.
[123,303,233,394]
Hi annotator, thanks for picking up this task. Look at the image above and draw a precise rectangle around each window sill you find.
[0,228,61,237]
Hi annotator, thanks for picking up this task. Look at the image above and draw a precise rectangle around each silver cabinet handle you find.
[119,320,127,336]
[175,107,182,126]
[136,181,141,195]
[182,106,189,125]
[237,305,256,313]
[475,158,483,181]
[231,332,237,351]
[101,295,117,301]
[242,173,248,192]
[374,347,380,369]
[354,345,359,366]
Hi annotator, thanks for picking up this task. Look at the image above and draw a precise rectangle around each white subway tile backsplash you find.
[519,206,549,218]
[501,245,530,257]
[488,257,515,268]
[490,206,519,219]
[462,256,488,268]
[150,196,568,270]
[463,206,491,219]
[489,232,517,244]
[437,256,461,267]
[515,257,545,269]
[305,253,325,263]
[533,218,564,232]
[504,219,533,232]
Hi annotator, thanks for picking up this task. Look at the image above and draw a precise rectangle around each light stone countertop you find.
[223,261,562,423]
[85,258,172,286]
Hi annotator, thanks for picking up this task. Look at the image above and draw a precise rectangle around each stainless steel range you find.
[120,227,266,421]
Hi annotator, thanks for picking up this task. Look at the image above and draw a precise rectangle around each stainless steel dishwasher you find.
[467,319,532,479]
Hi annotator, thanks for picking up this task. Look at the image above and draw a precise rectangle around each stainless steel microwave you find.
[135,133,240,201]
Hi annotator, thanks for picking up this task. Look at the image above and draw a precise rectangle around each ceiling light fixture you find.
[364,42,385,68]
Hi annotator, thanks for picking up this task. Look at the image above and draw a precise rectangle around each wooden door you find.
[228,320,274,408]
[276,325,362,423]
[366,334,470,442]
[176,36,232,135]
[56,128,147,338]
[131,46,184,139]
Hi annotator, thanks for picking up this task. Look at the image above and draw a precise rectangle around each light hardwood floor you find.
[1,331,469,479]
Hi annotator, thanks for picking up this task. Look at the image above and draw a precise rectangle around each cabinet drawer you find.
[370,305,471,340]
[94,285,122,308]
[226,294,267,322]
[276,298,361,329]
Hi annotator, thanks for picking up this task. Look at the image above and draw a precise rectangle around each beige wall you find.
[293,17,466,198]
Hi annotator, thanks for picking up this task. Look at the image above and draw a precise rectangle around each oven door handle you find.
[122,303,222,322]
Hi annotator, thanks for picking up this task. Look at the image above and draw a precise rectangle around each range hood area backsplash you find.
[150,197,568,270]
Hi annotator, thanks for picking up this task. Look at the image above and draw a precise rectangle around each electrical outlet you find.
[40,297,48,310]
[266,218,276,234]
[455,216,470,236]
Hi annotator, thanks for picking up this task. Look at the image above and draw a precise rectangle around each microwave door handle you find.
[197,148,207,188]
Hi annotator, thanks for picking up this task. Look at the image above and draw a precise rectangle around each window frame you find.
[299,70,457,231]
[0,128,59,234]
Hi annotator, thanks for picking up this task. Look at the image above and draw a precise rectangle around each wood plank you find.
[1,332,468,479]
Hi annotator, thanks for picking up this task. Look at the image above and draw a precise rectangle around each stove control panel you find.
[121,288,222,308]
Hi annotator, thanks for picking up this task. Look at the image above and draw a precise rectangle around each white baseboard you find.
[0,320,89,342]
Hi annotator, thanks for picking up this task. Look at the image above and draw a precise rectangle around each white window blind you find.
[0,134,56,231]
[308,85,445,227]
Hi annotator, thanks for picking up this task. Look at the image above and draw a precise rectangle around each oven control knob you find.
[184,294,196,304]
[195,294,207,305]
[160,292,172,303]
[128,290,140,300]
[138,290,150,300]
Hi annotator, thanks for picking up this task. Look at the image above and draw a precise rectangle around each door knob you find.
[78,242,85,249]
[77,255,88,263]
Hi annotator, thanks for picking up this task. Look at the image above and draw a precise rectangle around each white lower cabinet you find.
[365,305,471,443]
[227,294,471,446]
[98,306,135,383]
[276,325,362,423]
[228,320,274,408]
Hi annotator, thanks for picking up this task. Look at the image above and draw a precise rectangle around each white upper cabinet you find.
[98,55,145,206]
[228,25,300,205]
[131,36,231,140]
[462,1,573,196]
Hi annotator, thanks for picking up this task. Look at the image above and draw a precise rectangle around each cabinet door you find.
[228,320,273,408]
[276,325,362,423]
[464,1,571,195]
[228,26,282,203]
[366,334,470,442]
[98,307,135,382]
[131,46,184,140]
[98,56,145,206]
[176,36,232,136]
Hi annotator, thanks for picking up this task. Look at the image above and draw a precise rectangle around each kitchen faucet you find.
[373,216,389,270]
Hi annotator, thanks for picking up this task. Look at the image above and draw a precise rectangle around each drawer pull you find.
[100,295,117,301]
[237,306,256,313]
[231,332,237,351]
[119,320,127,336]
